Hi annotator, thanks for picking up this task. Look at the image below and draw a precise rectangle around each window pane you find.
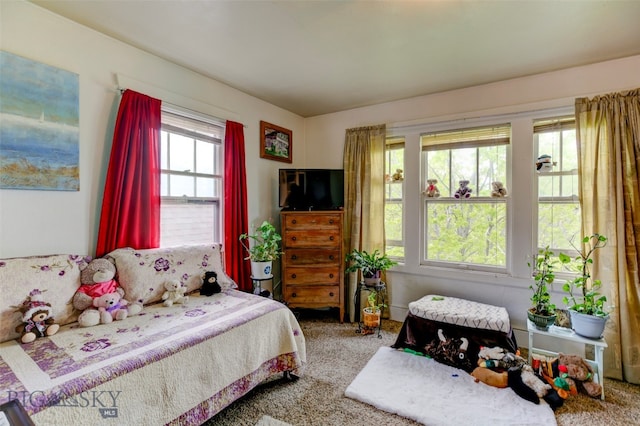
[161,131,168,169]
[169,175,194,197]
[538,203,581,251]
[478,145,507,197]
[196,176,214,197]
[196,140,214,174]
[451,147,477,190]
[426,201,506,267]
[169,134,194,172]
[426,150,451,196]
[161,174,168,196]
[561,130,577,171]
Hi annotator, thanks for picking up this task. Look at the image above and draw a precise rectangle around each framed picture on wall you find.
[260,121,292,163]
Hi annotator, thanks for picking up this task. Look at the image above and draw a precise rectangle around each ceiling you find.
[32,1,640,118]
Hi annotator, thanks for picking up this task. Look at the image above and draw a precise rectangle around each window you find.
[421,124,510,270]
[534,116,580,258]
[385,137,405,259]
[160,110,224,247]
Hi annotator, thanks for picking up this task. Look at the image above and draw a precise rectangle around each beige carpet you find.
[207,309,640,426]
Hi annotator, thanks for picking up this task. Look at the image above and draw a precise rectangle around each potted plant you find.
[345,249,397,286]
[559,233,609,339]
[362,290,387,328]
[527,246,558,330]
[239,221,282,279]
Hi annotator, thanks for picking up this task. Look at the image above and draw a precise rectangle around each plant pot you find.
[362,307,381,327]
[250,261,273,279]
[363,272,381,287]
[570,310,608,339]
[527,309,557,331]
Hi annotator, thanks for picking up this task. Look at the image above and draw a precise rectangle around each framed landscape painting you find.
[260,120,292,163]
[0,51,80,191]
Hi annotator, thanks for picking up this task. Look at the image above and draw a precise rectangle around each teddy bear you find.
[424,179,441,197]
[200,271,221,296]
[74,257,142,327]
[454,180,472,198]
[490,181,508,197]
[93,291,129,323]
[558,353,602,399]
[162,280,189,306]
[392,169,404,181]
[14,290,60,344]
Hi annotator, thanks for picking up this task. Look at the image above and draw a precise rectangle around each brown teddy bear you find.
[15,290,60,344]
[558,353,602,399]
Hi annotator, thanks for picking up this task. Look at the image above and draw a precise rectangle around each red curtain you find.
[223,121,251,291]
[95,90,161,257]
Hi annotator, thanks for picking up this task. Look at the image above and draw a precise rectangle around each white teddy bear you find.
[162,280,189,307]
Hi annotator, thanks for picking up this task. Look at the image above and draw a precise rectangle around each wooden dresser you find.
[280,210,344,322]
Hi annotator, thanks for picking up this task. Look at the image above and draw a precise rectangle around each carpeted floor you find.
[206,309,640,426]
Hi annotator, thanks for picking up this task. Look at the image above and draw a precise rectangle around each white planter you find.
[570,310,608,339]
[251,261,273,279]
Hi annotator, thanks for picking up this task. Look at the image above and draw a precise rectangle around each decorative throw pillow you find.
[0,254,91,343]
[107,244,237,306]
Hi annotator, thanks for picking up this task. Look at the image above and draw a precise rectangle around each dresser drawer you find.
[283,229,341,248]
[285,249,341,265]
[283,213,341,230]
[285,285,340,304]
[283,266,340,285]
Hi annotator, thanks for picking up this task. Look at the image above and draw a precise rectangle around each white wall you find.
[304,55,640,335]
[0,1,304,258]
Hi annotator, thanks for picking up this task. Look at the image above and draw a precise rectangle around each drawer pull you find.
[292,236,297,241]
[291,254,297,260]
[329,219,334,224]
[329,255,334,260]
[292,293,297,297]
[329,236,334,241]
[291,274,297,279]
[329,273,334,279]
[292,219,297,224]
[329,292,334,297]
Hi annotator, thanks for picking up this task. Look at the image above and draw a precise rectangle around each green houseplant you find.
[559,233,609,339]
[527,246,558,330]
[362,290,387,328]
[345,249,397,286]
[239,221,282,279]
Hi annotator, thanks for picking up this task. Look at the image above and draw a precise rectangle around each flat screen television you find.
[279,169,344,211]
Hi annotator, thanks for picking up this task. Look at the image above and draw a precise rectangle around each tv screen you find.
[279,169,344,211]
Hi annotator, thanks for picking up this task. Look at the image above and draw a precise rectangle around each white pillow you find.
[107,244,237,306]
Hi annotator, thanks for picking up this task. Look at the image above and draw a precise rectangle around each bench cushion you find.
[409,294,511,334]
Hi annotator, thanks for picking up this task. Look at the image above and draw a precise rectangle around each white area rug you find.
[345,347,557,426]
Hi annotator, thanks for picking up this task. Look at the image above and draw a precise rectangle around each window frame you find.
[420,123,511,273]
[160,109,224,246]
[384,137,405,260]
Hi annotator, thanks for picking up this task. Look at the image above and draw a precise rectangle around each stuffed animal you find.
[558,353,602,398]
[162,280,189,306]
[520,364,552,398]
[454,180,472,198]
[491,181,508,197]
[424,179,441,198]
[536,154,553,172]
[200,271,221,296]
[93,292,129,323]
[15,290,60,344]
[392,169,404,181]
[424,329,474,372]
[74,258,142,327]
[471,367,508,388]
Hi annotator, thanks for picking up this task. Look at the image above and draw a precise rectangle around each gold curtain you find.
[343,124,386,322]
[576,88,640,383]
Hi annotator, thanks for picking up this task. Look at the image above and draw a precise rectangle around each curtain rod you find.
[117,88,247,128]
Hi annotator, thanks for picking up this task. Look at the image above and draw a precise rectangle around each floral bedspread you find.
[0,290,306,425]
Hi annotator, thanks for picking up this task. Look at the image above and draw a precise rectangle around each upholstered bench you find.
[408,294,512,334]
[392,294,517,371]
